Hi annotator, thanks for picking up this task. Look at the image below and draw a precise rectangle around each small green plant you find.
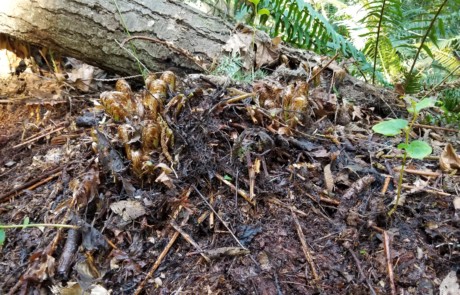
[372,97,436,216]
[247,0,270,25]
[0,217,78,246]
[437,88,460,126]
[211,55,266,82]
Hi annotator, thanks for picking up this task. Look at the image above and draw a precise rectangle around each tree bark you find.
[0,0,233,75]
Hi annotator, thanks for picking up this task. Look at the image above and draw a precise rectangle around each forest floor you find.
[0,53,459,295]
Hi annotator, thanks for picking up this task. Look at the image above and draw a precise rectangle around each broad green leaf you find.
[23,216,30,226]
[372,119,408,136]
[249,0,260,5]
[0,229,5,246]
[224,174,232,181]
[258,8,270,16]
[397,143,409,150]
[405,140,432,159]
[409,97,436,114]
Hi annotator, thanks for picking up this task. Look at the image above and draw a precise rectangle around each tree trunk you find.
[0,0,233,75]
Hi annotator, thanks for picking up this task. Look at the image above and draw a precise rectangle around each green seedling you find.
[248,0,270,25]
[0,217,79,246]
[372,97,436,216]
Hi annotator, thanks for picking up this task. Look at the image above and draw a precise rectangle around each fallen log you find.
[0,0,399,115]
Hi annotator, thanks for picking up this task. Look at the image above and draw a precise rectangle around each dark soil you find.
[0,64,459,295]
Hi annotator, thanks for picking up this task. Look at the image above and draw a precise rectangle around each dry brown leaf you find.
[154,163,174,188]
[222,32,254,69]
[453,197,460,210]
[311,148,330,158]
[271,36,282,47]
[110,200,146,221]
[351,105,363,120]
[23,253,56,282]
[255,41,279,69]
[324,163,334,193]
[67,64,94,92]
[440,270,460,295]
[222,30,279,70]
[440,144,460,173]
[155,171,174,189]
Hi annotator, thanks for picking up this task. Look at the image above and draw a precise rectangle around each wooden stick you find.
[383,231,396,295]
[291,211,320,282]
[307,52,339,84]
[393,167,441,177]
[22,121,67,142]
[344,243,377,295]
[224,92,255,104]
[0,166,64,203]
[215,173,255,206]
[381,154,439,160]
[268,198,309,217]
[413,123,459,133]
[170,220,210,263]
[193,186,248,250]
[13,126,67,149]
[25,172,61,191]
[401,184,451,196]
[380,176,391,195]
[305,192,340,206]
[133,231,180,295]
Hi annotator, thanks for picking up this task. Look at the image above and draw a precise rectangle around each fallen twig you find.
[342,175,375,199]
[413,123,459,133]
[307,52,339,84]
[21,121,67,142]
[305,192,340,206]
[291,210,319,282]
[393,167,441,177]
[134,190,193,294]
[134,231,180,295]
[170,220,211,263]
[268,198,308,217]
[380,176,391,195]
[343,242,377,295]
[215,173,255,206]
[0,166,66,203]
[383,231,396,295]
[13,125,67,149]
[401,184,451,197]
[56,228,82,279]
[193,185,248,250]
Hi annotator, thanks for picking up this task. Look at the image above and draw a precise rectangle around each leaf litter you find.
[0,37,459,295]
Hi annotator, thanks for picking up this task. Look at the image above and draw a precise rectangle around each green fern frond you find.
[359,0,403,83]
[433,49,460,76]
[403,70,422,94]
[256,0,363,60]
[404,0,450,93]
[364,35,404,82]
